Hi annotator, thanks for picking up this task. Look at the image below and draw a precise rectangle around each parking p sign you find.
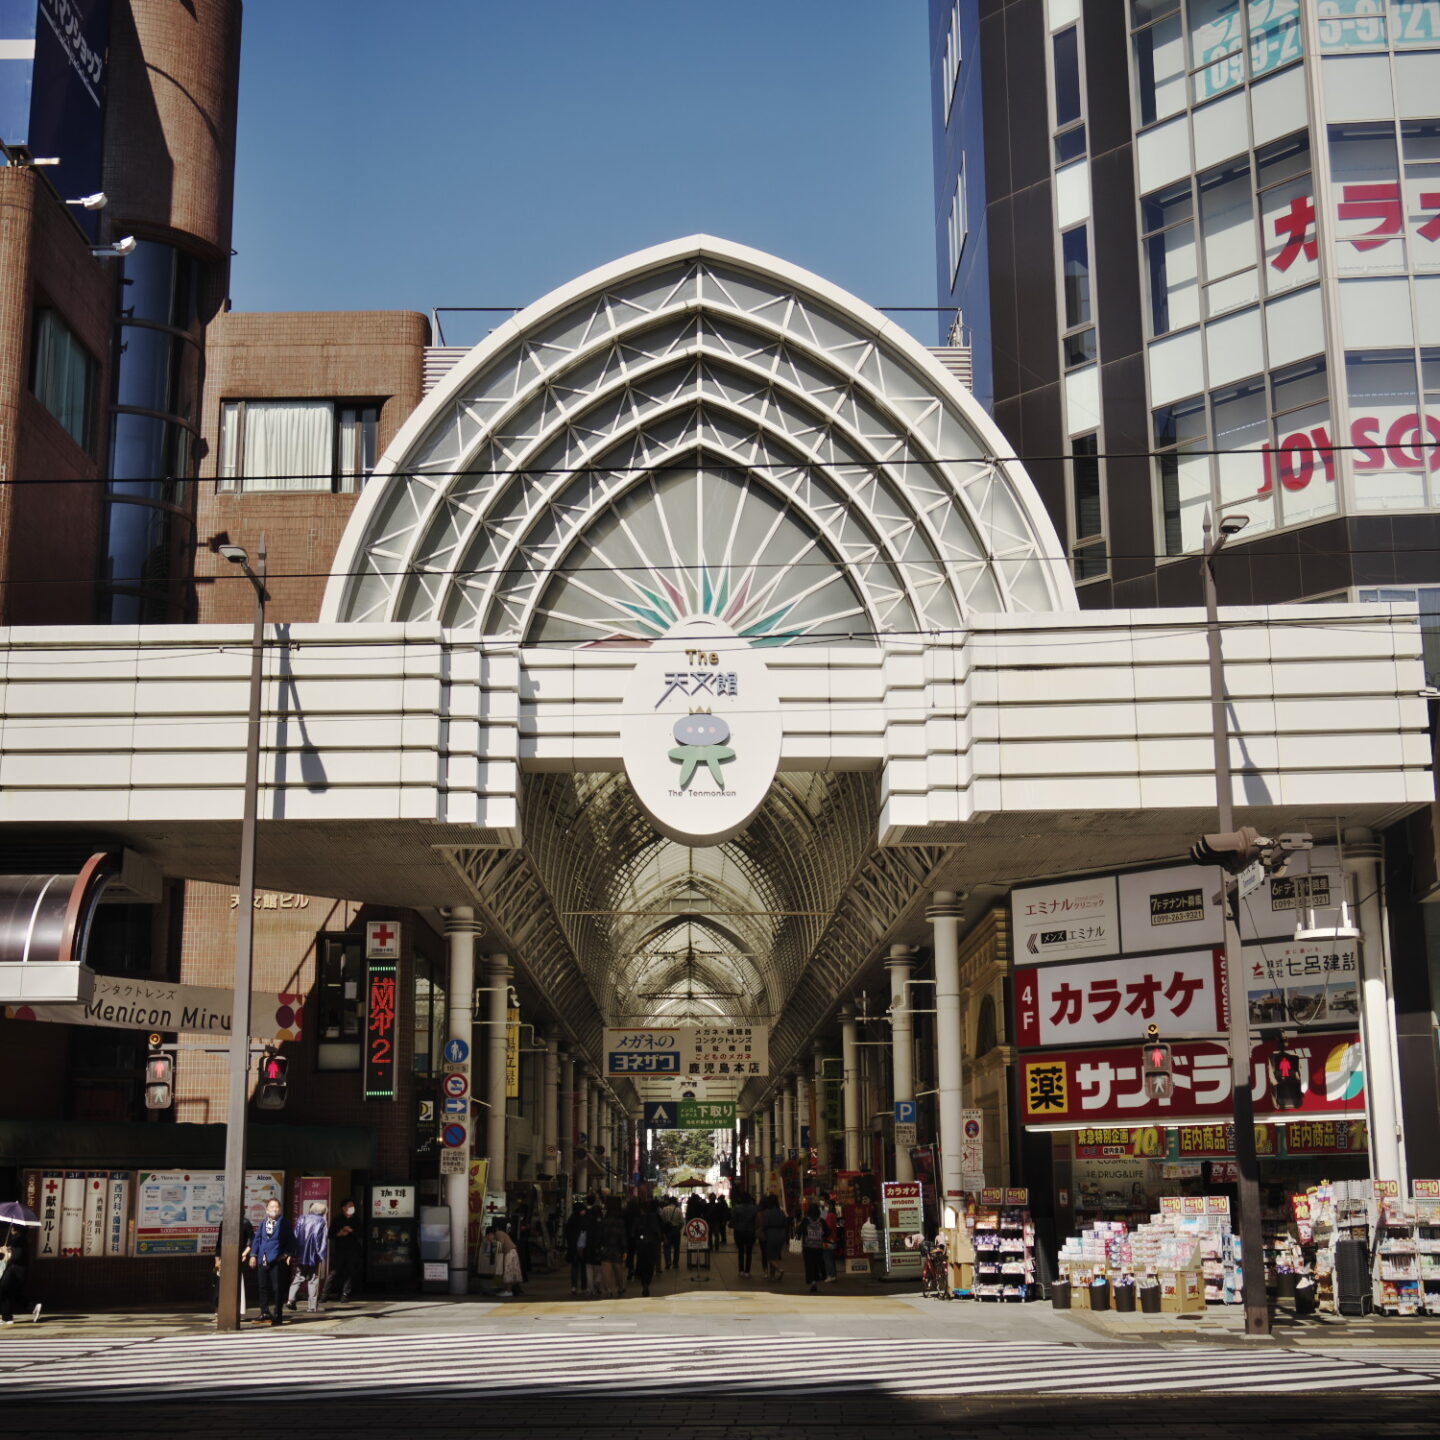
[894,1099,917,1125]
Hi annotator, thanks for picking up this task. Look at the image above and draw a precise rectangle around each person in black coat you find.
[563,1200,588,1295]
[326,1198,363,1302]
[0,1226,36,1324]
[629,1200,664,1297]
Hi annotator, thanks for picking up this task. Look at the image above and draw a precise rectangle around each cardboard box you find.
[1159,1268,1205,1312]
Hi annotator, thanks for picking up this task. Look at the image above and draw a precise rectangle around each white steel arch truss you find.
[323,237,1075,635]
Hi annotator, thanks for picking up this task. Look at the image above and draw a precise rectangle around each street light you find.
[65,192,107,210]
[1200,508,1268,1337]
[89,235,136,257]
[216,537,268,1334]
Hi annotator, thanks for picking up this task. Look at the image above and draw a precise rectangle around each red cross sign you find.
[366,920,400,958]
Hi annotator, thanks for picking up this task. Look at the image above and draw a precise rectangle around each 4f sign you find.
[366,920,400,959]
[620,618,782,846]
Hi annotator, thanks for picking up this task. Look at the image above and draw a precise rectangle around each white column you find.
[542,1033,560,1177]
[841,1008,861,1171]
[1344,829,1406,1187]
[558,1049,574,1183]
[444,907,481,1295]
[811,1044,829,1177]
[929,890,965,1223]
[485,954,512,1195]
[888,945,916,1184]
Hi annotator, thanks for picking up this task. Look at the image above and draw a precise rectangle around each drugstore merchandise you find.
[968,1188,1036,1301]
[1372,1194,1440,1316]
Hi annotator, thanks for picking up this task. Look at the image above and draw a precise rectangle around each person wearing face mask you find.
[326,1198,363,1302]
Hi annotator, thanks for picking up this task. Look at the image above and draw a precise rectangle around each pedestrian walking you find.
[659,1194,682,1270]
[729,1190,758,1277]
[0,1223,39,1325]
[249,1198,292,1325]
[599,1197,628,1298]
[288,1200,329,1313]
[212,1215,254,1317]
[758,1193,789,1281]
[710,1193,729,1250]
[586,1202,606,1295]
[822,1196,841,1282]
[800,1202,828,1293]
[563,1199,588,1294]
[325,1198,363,1302]
[629,1200,663,1297]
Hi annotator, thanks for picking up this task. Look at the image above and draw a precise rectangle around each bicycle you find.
[918,1236,952,1299]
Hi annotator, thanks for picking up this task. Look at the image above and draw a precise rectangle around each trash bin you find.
[1139,1284,1161,1314]
[1113,1283,1136,1312]
[1050,1280,1071,1310]
[1089,1279,1110,1312]
[1293,1280,1317,1316]
[1276,1271,1298,1300]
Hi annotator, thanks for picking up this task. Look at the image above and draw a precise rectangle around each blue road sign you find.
[442,1096,466,1114]
[443,1038,470,1064]
[442,1122,466,1148]
[643,1101,678,1128]
[894,1099,917,1125]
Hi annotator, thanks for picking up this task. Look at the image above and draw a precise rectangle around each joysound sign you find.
[621,618,782,845]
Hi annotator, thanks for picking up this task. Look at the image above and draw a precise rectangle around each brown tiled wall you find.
[102,0,243,258]
[194,310,429,623]
[0,168,111,624]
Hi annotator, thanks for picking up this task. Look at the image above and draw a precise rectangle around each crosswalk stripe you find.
[5,1333,1439,1398]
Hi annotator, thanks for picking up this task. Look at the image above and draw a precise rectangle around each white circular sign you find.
[621,619,782,846]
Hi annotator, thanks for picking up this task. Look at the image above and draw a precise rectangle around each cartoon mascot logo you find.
[669,709,735,790]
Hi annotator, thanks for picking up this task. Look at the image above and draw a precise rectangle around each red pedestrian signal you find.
[256,1050,289,1111]
[144,1047,174,1110]
[1268,1045,1305,1110]
[1142,1040,1174,1101]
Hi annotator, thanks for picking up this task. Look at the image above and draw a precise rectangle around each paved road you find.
[3,1330,1440,1402]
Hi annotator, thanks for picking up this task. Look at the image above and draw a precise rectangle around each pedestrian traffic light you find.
[1190,826,1273,873]
[1142,1039,1174,1101]
[1268,1043,1305,1110]
[144,1037,173,1110]
[256,1050,289,1110]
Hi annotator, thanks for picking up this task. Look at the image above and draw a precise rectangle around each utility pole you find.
[216,537,267,1334]
[1201,510,1269,1337]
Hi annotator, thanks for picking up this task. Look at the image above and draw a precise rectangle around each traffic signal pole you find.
[1202,512,1269,1337]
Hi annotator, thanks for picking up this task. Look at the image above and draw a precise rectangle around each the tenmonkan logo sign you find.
[621,618,781,845]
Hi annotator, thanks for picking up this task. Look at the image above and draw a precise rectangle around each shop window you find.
[31,308,96,452]
[1269,356,1335,526]
[1062,226,1096,368]
[1248,0,1302,80]
[218,399,379,493]
[1189,0,1246,102]
[1392,1,1440,50]
[1070,433,1108,581]
[1211,373,1273,530]
[1402,121,1440,274]
[316,933,365,1071]
[1156,392,1211,556]
[1052,25,1086,164]
[1258,131,1317,296]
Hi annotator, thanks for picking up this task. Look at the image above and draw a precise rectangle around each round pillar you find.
[485,954,512,1196]
[887,945,917,1183]
[841,1009,862,1172]
[928,891,965,1223]
[443,907,482,1294]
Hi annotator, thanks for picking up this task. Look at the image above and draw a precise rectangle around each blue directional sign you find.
[894,1099,917,1125]
[442,1096,467,1114]
[443,1038,470,1064]
[643,1101,678,1128]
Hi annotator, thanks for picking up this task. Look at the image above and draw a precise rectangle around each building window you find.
[1359,586,1440,685]
[1143,180,1199,335]
[1133,3,1185,126]
[218,399,378,493]
[412,951,446,1078]
[941,1,963,124]
[947,164,967,283]
[1070,433,1108,581]
[316,933,365,1071]
[1061,226,1096,367]
[1156,392,1212,556]
[1052,24,1086,163]
[31,308,96,452]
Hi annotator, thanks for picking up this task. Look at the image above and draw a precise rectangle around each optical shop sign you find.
[1020,1032,1366,1127]
[621,619,782,846]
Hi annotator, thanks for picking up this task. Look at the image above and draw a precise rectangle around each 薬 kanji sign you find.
[1015,950,1227,1049]
[1020,1031,1365,1128]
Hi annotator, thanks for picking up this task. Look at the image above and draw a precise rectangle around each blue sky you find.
[230,1,938,343]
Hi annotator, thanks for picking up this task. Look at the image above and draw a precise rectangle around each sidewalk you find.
[9,1243,1440,1347]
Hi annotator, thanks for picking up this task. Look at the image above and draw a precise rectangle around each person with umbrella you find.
[0,1201,42,1324]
